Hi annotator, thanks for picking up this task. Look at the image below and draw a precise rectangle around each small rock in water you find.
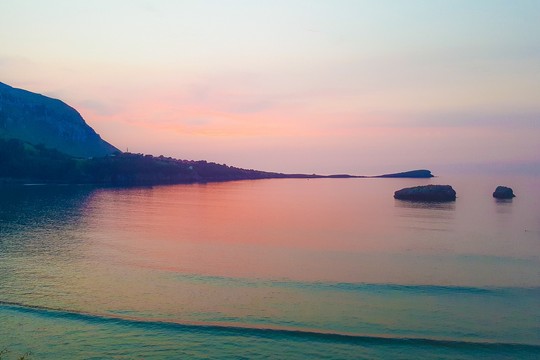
[493,186,515,199]
[394,185,456,202]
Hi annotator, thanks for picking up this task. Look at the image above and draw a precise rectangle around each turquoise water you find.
[2,302,539,360]
[1,177,539,358]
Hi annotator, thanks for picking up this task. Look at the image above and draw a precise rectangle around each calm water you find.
[1,176,539,359]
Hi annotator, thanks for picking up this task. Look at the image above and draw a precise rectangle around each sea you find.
[0,175,539,359]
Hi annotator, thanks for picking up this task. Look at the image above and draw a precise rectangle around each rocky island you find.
[394,185,456,202]
[376,169,434,178]
[493,186,515,199]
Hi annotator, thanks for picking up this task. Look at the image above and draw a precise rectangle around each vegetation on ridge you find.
[0,137,287,185]
[0,138,434,185]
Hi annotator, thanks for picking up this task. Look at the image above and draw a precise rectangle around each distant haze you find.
[1,0,539,175]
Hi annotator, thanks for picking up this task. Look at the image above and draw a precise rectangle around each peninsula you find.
[0,82,433,185]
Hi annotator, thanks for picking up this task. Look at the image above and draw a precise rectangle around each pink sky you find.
[1,1,539,174]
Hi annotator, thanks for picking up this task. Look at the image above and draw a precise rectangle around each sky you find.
[1,0,539,175]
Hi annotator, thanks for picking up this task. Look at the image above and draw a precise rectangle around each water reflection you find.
[0,185,96,256]
[0,176,539,349]
[494,198,514,215]
[394,199,456,211]
[1,178,539,300]
[393,199,455,233]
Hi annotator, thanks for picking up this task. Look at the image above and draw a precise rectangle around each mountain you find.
[0,82,435,184]
[0,82,118,157]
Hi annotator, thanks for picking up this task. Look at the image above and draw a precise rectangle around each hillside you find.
[0,82,118,157]
[0,138,291,185]
[0,82,434,184]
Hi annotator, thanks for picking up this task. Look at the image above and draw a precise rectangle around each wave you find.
[169,273,540,295]
[2,300,539,351]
